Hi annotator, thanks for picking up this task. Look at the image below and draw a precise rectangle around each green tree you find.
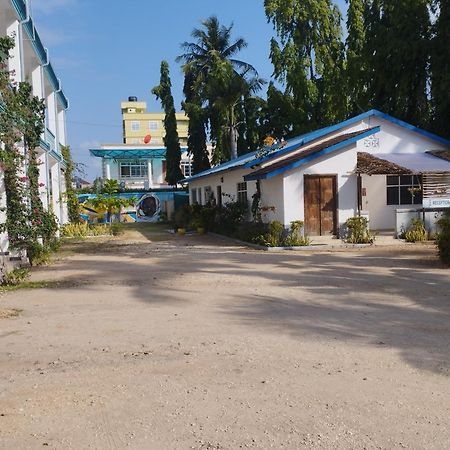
[182,68,210,174]
[177,16,262,163]
[0,36,57,256]
[431,0,450,138]
[152,61,183,185]
[260,82,295,140]
[61,145,80,223]
[265,0,347,133]
[364,0,431,127]
[346,0,368,114]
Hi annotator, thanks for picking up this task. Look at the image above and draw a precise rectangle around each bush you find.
[345,217,374,244]
[253,220,284,247]
[283,220,311,247]
[436,212,450,264]
[174,205,192,229]
[26,242,51,266]
[403,218,428,243]
[110,222,124,236]
[215,201,248,235]
[1,267,30,286]
[61,222,112,238]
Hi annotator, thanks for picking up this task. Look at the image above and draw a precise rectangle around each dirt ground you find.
[1,225,450,449]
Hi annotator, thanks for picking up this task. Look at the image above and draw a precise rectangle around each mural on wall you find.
[78,191,188,223]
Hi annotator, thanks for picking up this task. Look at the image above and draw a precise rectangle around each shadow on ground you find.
[30,230,450,376]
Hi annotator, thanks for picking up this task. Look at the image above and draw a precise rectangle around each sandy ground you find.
[1,228,450,449]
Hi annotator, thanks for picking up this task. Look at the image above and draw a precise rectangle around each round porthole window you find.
[136,194,161,222]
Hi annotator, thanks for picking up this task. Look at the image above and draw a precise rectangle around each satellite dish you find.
[144,134,152,144]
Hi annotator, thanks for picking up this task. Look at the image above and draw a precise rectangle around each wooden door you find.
[304,175,337,236]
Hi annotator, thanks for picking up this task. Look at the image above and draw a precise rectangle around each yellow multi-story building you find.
[121,97,189,146]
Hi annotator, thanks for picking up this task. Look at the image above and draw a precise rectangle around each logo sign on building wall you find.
[423,198,450,208]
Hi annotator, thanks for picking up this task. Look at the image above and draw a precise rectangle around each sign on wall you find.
[423,197,450,208]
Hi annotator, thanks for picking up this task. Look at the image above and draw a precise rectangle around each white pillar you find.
[7,20,23,84]
[57,109,67,146]
[32,66,44,98]
[147,160,153,187]
[46,92,57,139]
[105,161,111,179]
[38,153,49,209]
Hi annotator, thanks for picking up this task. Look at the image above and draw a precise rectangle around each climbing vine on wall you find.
[0,36,58,258]
[61,145,80,223]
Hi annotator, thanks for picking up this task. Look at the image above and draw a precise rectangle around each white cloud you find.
[31,0,77,15]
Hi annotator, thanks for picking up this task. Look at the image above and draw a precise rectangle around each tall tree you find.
[182,68,210,175]
[431,0,450,138]
[177,16,262,163]
[364,0,431,127]
[346,0,368,114]
[152,61,183,185]
[265,0,347,133]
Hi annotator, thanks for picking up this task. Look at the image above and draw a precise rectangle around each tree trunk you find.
[230,126,238,160]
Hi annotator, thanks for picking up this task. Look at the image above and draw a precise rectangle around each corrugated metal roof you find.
[182,150,258,182]
[372,153,450,173]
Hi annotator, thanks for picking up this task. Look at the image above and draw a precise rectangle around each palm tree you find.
[177,16,263,162]
[176,16,258,82]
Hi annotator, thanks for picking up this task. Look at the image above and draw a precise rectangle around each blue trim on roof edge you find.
[244,127,381,182]
[184,110,450,184]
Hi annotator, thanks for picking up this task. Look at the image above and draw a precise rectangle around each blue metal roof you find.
[182,150,259,183]
[244,127,380,181]
[184,110,450,184]
[90,148,167,159]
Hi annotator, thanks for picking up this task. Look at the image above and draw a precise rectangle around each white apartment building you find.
[0,0,69,254]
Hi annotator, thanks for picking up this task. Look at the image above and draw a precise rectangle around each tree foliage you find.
[265,0,347,134]
[178,16,264,164]
[431,0,450,138]
[61,145,80,223]
[0,36,58,259]
[152,61,183,185]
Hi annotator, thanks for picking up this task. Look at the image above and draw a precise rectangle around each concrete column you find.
[38,153,49,210]
[32,65,44,98]
[105,160,111,179]
[57,109,67,146]
[6,20,23,84]
[147,160,153,187]
[46,92,57,139]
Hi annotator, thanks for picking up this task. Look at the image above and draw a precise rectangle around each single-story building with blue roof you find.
[183,110,450,236]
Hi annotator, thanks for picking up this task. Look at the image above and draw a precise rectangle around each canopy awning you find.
[357,152,450,175]
[90,148,167,159]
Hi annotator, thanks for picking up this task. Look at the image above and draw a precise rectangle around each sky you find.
[30,0,347,181]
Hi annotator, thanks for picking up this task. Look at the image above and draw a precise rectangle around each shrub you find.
[403,218,428,243]
[61,222,112,238]
[174,205,192,229]
[110,222,124,236]
[345,217,374,244]
[1,267,30,286]
[27,242,51,266]
[283,220,311,247]
[215,201,248,235]
[436,212,450,264]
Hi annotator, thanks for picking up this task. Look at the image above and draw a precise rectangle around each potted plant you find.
[174,205,191,236]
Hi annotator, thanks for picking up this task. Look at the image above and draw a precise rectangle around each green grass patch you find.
[0,280,60,293]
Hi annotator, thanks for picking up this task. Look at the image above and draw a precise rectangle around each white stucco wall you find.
[188,168,257,211]
[361,175,400,230]
[281,144,359,229]
[187,114,449,232]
